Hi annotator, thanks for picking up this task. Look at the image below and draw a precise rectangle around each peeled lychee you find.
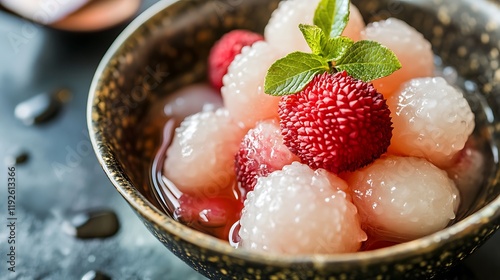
[265,0,365,56]
[387,77,475,168]
[445,144,485,214]
[345,155,460,242]
[221,41,282,128]
[362,18,434,97]
[163,109,246,195]
[239,162,366,254]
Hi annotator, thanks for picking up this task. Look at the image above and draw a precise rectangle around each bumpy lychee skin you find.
[239,162,366,254]
[208,30,264,90]
[279,71,392,174]
[235,120,299,196]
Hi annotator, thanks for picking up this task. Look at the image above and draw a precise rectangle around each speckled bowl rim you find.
[88,0,500,268]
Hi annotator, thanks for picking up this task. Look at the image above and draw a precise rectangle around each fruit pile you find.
[162,0,481,254]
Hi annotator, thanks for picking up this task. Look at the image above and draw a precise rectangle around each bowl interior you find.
[89,0,500,277]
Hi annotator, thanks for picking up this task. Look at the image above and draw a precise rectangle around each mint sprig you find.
[336,40,402,81]
[299,24,324,56]
[299,24,353,61]
[314,0,350,38]
[264,52,329,96]
[264,0,402,96]
[321,36,354,61]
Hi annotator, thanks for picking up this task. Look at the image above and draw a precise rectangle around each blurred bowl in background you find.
[1,0,141,32]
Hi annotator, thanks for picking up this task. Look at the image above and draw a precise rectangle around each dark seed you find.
[64,209,120,239]
[4,148,29,166]
[14,89,70,125]
[81,270,112,280]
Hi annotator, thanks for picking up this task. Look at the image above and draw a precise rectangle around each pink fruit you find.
[345,155,460,242]
[387,77,475,168]
[265,0,365,56]
[445,144,485,213]
[239,162,366,254]
[221,41,282,128]
[235,120,299,197]
[208,30,264,90]
[175,193,243,241]
[162,84,223,122]
[163,109,246,195]
[362,18,434,97]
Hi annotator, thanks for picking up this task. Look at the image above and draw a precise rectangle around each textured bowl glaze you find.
[88,0,500,279]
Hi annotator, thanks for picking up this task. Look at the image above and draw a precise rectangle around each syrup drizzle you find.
[150,119,182,216]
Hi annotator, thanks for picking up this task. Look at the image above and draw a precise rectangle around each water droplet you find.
[81,270,111,280]
[63,209,120,239]
[87,254,96,263]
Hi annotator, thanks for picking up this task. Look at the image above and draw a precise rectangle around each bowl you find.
[88,0,500,278]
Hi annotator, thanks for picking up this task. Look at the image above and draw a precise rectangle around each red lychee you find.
[208,29,264,90]
[278,71,392,173]
[235,120,299,197]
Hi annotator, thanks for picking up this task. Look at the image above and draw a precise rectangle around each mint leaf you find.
[265,52,330,96]
[313,0,350,38]
[299,24,354,61]
[321,36,354,61]
[335,40,402,82]
[299,24,324,55]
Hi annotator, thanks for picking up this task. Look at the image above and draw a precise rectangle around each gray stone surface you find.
[0,1,205,279]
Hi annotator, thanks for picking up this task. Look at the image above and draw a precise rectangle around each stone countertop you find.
[0,1,498,279]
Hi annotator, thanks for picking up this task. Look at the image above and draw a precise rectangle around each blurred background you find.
[0,0,206,279]
[0,0,498,279]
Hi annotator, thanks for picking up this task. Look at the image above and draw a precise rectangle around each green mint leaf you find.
[299,24,324,55]
[299,25,354,61]
[335,40,402,82]
[313,0,350,38]
[265,52,330,96]
[321,36,354,61]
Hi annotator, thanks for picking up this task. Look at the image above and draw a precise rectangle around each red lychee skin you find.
[174,193,243,240]
[279,71,392,174]
[208,30,264,90]
[235,139,267,196]
[235,121,299,198]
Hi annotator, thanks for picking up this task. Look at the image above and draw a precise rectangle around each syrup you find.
[147,85,242,242]
[143,64,494,249]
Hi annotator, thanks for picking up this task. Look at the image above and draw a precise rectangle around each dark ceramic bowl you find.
[88,0,500,279]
